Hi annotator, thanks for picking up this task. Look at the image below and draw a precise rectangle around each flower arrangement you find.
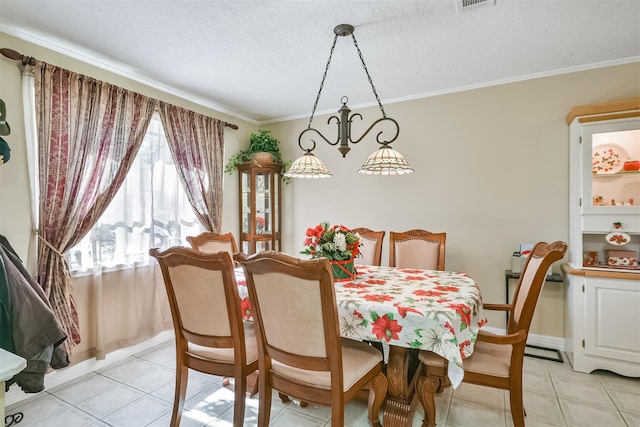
[302,222,361,261]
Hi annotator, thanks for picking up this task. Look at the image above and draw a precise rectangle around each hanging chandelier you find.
[284,24,414,178]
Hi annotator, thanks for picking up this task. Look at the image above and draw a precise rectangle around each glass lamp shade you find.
[284,152,332,178]
[358,145,414,175]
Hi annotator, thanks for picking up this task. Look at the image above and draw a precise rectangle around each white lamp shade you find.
[284,152,332,178]
[358,145,414,175]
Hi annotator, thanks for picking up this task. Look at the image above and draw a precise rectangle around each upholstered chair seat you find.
[187,321,259,364]
[271,339,384,390]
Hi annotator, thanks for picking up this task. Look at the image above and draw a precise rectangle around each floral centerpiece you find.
[302,222,361,281]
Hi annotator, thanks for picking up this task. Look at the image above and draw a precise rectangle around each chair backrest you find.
[187,231,238,260]
[235,251,344,385]
[149,247,245,353]
[351,228,385,266]
[389,229,446,270]
[508,241,567,335]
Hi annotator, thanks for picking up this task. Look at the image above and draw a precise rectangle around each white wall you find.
[266,63,640,337]
[1,31,639,341]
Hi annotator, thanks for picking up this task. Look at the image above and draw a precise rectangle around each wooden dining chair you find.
[186,231,238,260]
[186,231,255,390]
[235,251,388,427]
[415,241,567,427]
[389,229,446,270]
[149,247,259,427]
[351,228,385,266]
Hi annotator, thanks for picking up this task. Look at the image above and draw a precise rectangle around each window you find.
[67,114,203,272]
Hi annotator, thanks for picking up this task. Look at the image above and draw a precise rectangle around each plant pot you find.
[330,259,356,282]
[252,152,273,162]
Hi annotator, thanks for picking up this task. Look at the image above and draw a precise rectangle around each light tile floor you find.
[5,339,640,426]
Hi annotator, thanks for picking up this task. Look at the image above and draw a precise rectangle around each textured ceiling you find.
[1,0,639,123]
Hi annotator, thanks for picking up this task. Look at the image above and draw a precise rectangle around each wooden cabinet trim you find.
[566,98,640,124]
[563,263,640,280]
[578,111,640,123]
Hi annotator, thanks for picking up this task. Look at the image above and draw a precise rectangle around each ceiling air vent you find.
[457,0,496,14]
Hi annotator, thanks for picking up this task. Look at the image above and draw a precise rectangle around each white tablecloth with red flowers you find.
[234,265,487,388]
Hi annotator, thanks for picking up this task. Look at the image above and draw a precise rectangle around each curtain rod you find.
[1,47,239,130]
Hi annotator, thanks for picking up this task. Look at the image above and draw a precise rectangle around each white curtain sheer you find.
[67,114,203,359]
[19,63,39,275]
[68,115,203,273]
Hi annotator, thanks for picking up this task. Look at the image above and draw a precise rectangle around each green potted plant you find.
[224,130,289,176]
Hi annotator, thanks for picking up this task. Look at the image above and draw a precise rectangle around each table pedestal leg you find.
[415,373,441,427]
[415,356,450,427]
[383,346,420,427]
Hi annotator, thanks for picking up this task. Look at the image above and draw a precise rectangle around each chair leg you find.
[416,373,442,427]
[330,401,345,427]
[258,374,273,427]
[233,371,247,427]
[278,392,291,403]
[275,392,308,407]
[509,387,525,427]
[367,372,387,427]
[171,364,189,427]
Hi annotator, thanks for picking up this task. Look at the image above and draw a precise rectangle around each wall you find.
[1,31,639,345]
[267,62,640,339]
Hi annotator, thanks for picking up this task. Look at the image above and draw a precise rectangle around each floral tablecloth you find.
[234,265,487,387]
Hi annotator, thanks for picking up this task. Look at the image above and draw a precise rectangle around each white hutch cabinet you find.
[564,98,640,377]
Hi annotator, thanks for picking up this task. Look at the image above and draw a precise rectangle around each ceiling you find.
[1,1,639,124]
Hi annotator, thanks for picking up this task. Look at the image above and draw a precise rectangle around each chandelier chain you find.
[307,33,339,128]
[351,33,386,118]
[289,24,413,178]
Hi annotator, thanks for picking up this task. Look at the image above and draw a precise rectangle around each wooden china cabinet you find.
[564,98,640,377]
[237,160,281,255]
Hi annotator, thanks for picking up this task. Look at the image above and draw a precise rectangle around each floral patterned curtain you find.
[33,60,157,352]
[158,102,225,233]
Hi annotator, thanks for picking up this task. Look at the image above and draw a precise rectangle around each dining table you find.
[234,264,487,427]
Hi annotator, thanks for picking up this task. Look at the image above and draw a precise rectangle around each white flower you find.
[333,232,347,252]
[421,325,445,354]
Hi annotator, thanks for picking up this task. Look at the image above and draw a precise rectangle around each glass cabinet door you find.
[255,171,271,235]
[241,170,251,235]
[582,118,640,215]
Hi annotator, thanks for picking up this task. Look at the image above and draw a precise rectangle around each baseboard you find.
[525,333,566,352]
[483,326,566,352]
[5,330,173,407]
